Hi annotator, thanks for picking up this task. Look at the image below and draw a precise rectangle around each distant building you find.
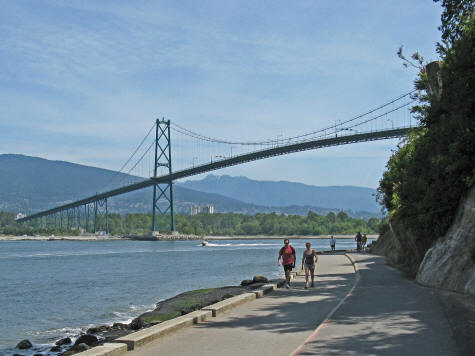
[201,205,214,214]
[15,212,26,220]
[190,205,214,216]
[190,205,200,216]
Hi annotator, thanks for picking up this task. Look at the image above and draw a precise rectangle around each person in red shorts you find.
[278,239,296,288]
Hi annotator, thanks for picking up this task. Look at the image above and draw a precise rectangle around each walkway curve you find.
[290,253,361,355]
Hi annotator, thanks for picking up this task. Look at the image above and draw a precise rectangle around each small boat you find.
[201,240,209,246]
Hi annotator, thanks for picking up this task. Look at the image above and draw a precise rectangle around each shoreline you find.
[0,234,378,241]
[2,249,359,355]
[5,274,291,355]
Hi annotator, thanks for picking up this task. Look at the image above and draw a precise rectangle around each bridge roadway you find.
[18,127,412,222]
[128,253,457,356]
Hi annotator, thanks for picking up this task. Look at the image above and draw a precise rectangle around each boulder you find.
[112,322,129,330]
[253,275,268,283]
[129,317,146,330]
[62,343,90,356]
[74,334,98,347]
[50,345,61,352]
[87,325,110,334]
[16,339,32,349]
[240,279,253,286]
[55,337,72,346]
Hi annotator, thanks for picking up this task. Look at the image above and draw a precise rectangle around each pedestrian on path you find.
[301,242,318,288]
[355,231,362,251]
[362,234,368,249]
[278,239,296,289]
[330,235,336,251]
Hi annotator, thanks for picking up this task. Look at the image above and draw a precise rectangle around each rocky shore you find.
[10,276,277,356]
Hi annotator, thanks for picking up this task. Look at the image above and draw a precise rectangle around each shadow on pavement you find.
[193,265,356,335]
[298,254,458,356]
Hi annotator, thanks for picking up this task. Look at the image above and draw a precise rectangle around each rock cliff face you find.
[371,185,475,295]
[416,186,475,295]
[370,215,424,276]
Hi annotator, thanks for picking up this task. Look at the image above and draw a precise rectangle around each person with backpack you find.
[278,239,296,289]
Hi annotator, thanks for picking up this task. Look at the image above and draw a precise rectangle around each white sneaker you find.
[305,282,309,289]
[285,283,290,289]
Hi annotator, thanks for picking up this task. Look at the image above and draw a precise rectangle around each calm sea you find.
[0,238,369,355]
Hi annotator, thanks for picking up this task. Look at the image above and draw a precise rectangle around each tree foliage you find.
[378,2,474,259]
[434,0,475,43]
[0,210,379,237]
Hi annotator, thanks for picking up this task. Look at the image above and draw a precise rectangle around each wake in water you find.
[199,242,281,247]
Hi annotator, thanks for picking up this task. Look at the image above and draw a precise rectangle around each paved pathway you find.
[129,254,355,356]
[297,254,457,355]
[129,253,458,355]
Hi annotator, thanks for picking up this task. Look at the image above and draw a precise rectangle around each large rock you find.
[62,343,90,355]
[87,325,110,334]
[16,339,32,349]
[55,337,72,346]
[240,279,253,286]
[129,317,146,330]
[416,186,475,295]
[253,275,268,283]
[74,334,98,347]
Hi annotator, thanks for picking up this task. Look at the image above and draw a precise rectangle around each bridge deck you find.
[18,127,412,222]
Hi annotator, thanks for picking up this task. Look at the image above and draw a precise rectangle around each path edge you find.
[290,253,360,356]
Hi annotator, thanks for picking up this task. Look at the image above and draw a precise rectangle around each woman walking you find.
[301,242,318,289]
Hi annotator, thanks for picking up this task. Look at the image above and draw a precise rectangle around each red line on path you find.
[290,254,360,356]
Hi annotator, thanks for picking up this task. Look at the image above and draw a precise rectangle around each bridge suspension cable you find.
[101,122,156,191]
[170,90,416,146]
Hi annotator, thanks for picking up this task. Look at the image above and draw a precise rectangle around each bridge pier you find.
[151,118,175,233]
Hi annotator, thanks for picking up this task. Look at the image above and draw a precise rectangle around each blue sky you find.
[0,1,443,188]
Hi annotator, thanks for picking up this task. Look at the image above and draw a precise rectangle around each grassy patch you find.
[141,311,181,324]
[183,288,213,295]
[177,299,201,309]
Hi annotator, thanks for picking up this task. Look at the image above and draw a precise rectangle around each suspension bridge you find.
[17,91,418,233]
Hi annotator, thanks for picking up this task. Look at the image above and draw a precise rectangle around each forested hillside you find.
[179,175,379,213]
[0,154,379,218]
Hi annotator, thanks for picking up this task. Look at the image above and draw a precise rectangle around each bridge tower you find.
[151,118,175,232]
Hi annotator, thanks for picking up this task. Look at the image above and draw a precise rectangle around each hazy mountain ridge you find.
[0,154,380,218]
[178,174,380,213]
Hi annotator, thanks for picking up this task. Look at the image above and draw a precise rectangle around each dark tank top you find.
[304,250,315,264]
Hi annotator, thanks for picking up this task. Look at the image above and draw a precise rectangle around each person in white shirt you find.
[330,236,336,251]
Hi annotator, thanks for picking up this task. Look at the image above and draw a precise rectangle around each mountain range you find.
[0,154,381,218]
[178,175,379,212]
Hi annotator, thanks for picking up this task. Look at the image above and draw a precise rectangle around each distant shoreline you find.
[0,234,378,241]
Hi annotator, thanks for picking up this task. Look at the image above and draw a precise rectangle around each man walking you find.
[278,239,296,289]
[355,231,362,251]
[330,235,336,251]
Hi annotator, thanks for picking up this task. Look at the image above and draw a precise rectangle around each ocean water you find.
[0,238,369,355]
